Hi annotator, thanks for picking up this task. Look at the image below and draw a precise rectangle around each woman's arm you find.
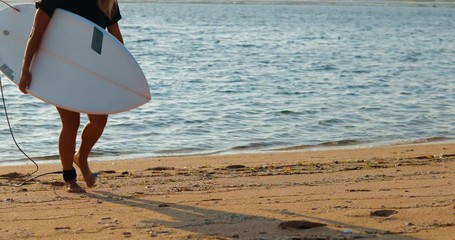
[19,9,50,93]
[107,22,124,45]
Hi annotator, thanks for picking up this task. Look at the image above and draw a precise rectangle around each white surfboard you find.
[0,4,151,114]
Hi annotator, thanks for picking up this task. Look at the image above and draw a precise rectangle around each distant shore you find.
[116,0,451,8]
[143,0,455,6]
[5,0,455,6]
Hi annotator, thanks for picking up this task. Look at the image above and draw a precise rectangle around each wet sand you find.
[0,142,454,239]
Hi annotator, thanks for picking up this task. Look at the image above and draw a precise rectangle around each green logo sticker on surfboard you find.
[91,27,103,55]
[0,64,14,80]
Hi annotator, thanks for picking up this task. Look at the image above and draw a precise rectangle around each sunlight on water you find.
[1,3,455,163]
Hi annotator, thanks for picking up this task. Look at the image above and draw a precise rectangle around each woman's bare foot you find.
[65,180,86,193]
[74,153,97,188]
[84,173,97,188]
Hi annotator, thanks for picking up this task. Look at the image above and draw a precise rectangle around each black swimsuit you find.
[36,0,122,28]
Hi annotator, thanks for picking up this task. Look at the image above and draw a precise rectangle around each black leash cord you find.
[0,0,20,12]
[0,75,62,186]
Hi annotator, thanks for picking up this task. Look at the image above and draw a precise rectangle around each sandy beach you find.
[0,142,454,239]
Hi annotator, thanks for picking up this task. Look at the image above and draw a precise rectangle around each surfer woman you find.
[18,0,124,193]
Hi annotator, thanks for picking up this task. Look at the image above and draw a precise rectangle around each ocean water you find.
[1,3,455,164]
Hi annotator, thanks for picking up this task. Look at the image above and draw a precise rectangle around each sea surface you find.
[1,2,455,165]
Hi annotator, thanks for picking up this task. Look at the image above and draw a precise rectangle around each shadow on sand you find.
[86,190,419,240]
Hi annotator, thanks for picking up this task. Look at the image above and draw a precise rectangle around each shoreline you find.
[1,142,454,239]
[2,137,454,167]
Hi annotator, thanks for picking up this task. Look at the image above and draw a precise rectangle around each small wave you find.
[277,110,302,115]
[22,150,129,161]
[351,69,371,74]
[216,89,237,94]
[134,39,155,44]
[273,145,313,151]
[394,136,454,145]
[277,91,316,96]
[236,44,256,48]
[231,142,269,151]
[318,139,363,147]
[273,139,363,151]
[345,84,370,90]
[312,64,338,71]
[27,154,60,161]
[156,147,206,155]
[359,107,381,111]
[403,52,422,62]
[318,118,344,126]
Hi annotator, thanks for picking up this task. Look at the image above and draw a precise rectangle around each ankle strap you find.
[63,168,77,182]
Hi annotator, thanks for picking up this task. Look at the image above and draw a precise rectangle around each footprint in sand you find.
[370,210,398,217]
[279,220,326,230]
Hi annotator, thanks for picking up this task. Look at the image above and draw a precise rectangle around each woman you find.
[19,0,124,193]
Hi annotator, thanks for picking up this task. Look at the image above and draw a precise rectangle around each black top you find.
[36,0,122,28]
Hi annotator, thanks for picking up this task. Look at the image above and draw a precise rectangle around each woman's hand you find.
[18,70,31,94]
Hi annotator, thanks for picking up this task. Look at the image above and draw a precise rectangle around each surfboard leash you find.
[0,0,20,12]
[0,75,63,187]
[0,76,39,177]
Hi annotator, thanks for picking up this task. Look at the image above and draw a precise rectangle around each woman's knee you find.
[88,114,108,129]
[57,108,80,131]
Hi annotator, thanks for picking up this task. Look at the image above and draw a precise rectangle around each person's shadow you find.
[86,191,418,239]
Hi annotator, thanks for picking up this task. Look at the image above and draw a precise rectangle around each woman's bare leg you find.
[74,114,108,187]
[57,107,85,193]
